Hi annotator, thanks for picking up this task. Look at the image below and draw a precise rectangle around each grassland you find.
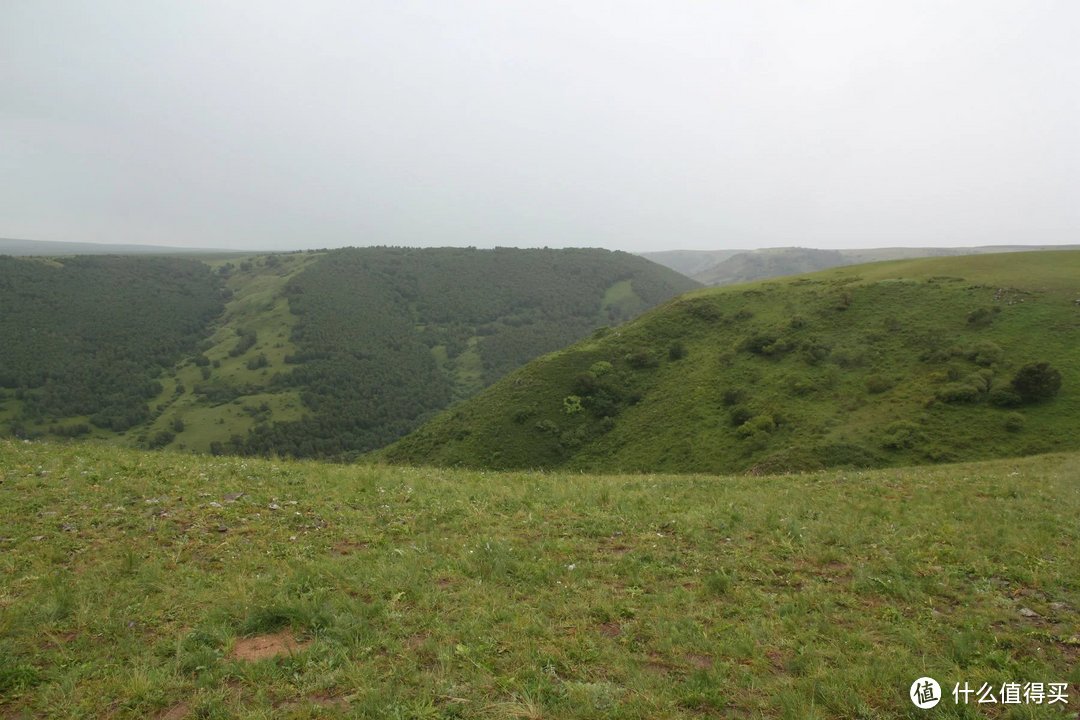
[1,439,1077,718]
[139,252,319,453]
[384,250,1080,474]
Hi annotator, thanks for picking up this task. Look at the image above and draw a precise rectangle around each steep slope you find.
[0,255,227,436]
[233,247,699,457]
[0,247,698,458]
[383,250,1080,473]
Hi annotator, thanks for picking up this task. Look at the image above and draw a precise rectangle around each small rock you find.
[61,523,76,533]
[30,535,45,541]
[224,492,244,502]
[268,503,281,510]
[1019,607,1040,618]
[208,501,223,508]
[216,525,229,533]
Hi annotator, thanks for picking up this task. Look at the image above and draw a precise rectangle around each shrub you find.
[572,372,598,396]
[786,374,815,396]
[590,361,613,377]
[246,353,269,370]
[563,395,583,415]
[668,341,687,361]
[967,306,1000,326]
[881,421,925,450]
[800,339,831,365]
[741,331,792,357]
[831,346,866,369]
[989,387,1023,408]
[967,341,1004,366]
[535,419,559,434]
[625,349,659,369]
[147,429,175,449]
[1004,412,1025,432]
[729,405,754,427]
[736,414,776,438]
[936,383,981,403]
[1010,362,1062,402]
[721,388,746,407]
[865,374,894,394]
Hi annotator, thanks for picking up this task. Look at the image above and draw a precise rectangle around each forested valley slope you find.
[0,247,697,458]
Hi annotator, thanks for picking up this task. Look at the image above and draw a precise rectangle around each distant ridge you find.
[642,245,1080,285]
[0,237,247,256]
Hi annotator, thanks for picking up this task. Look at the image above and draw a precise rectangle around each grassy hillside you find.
[384,250,1080,473]
[0,248,697,458]
[1,439,1077,718]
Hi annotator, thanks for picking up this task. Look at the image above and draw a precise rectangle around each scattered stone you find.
[30,535,45,541]
[268,503,281,511]
[223,492,244,503]
[61,523,76,533]
[216,525,229,533]
[208,501,223,508]
[1019,607,1040,618]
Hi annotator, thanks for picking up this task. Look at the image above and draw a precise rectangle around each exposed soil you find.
[157,702,190,720]
[229,631,310,661]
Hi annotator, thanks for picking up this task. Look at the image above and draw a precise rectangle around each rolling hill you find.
[0,247,698,458]
[382,250,1080,473]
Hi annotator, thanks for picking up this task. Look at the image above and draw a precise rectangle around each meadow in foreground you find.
[1,439,1077,718]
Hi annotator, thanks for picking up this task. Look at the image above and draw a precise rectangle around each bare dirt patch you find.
[229,631,310,661]
[405,632,430,650]
[331,540,368,556]
[157,702,191,720]
[685,653,714,669]
[309,693,350,709]
[597,621,621,638]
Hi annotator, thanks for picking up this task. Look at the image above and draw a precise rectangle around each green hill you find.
[2,439,1077,717]
[383,250,1080,473]
[0,247,697,458]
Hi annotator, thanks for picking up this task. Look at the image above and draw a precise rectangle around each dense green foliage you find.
[2,440,1078,717]
[0,248,694,456]
[0,256,224,433]
[384,250,1080,473]
[232,247,698,458]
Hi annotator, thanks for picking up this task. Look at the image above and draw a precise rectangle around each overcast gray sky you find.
[2,1,1077,252]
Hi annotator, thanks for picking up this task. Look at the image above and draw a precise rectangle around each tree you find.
[1010,362,1062,403]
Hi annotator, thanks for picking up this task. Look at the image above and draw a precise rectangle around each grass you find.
[384,250,1080,474]
[138,253,320,453]
[1,439,1077,718]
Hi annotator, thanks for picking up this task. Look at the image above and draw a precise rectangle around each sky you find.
[2,1,1077,252]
